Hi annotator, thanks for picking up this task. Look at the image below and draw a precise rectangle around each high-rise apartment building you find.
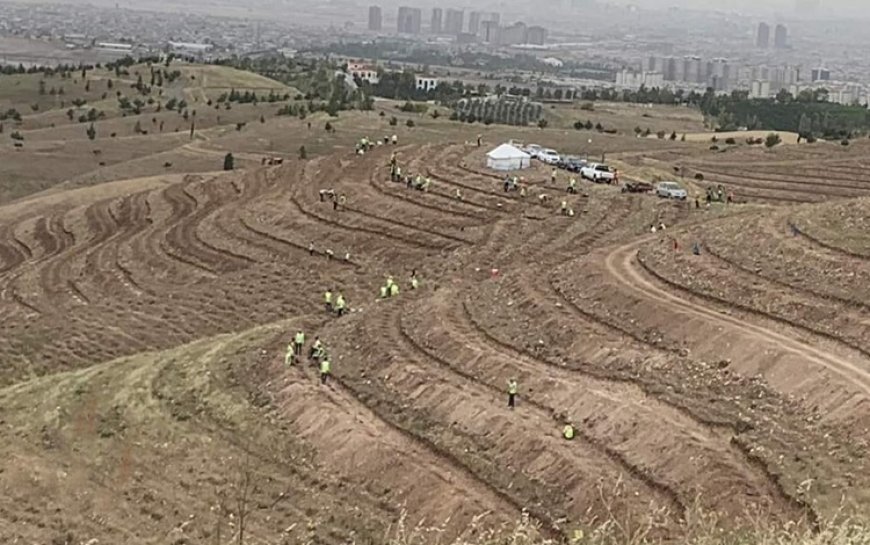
[756,22,770,48]
[750,80,771,98]
[707,58,732,91]
[397,6,422,34]
[445,9,464,35]
[774,24,788,48]
[647,56,664,73]
[468,11,482,35]
[663,57,678,81]
[526,26,547,46]
[499,22,527,45]
[811,67,831,81]
[616,70,664,90]
[479,20,499,43]
[430,8,443,33]
[368,6,382,31]
[683,56,702,84]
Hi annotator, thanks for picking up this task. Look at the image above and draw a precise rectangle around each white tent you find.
[486,143,531,171]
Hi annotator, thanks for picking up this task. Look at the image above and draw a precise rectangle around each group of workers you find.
[378,271,420,299]
[285,330,331,384]
[389,153,584,221]
[389,154,433,192]
[705,184,732,204]
[308,242,351,263]
[288,146,584,438]
[357,135,399,155]
[323,288,348,316]
[319,188,348,211]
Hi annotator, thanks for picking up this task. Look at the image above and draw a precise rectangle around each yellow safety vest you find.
[294,332,304,344]
[508,381,517,395]
[320,360,331,374]
[336,296,346,309]
[325,292,332,303]
[563,425,575,440]
[389,283,399,296]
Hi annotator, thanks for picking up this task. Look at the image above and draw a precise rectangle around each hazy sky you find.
[615,0,862,16]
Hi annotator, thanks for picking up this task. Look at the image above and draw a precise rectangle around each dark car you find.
[560,157,587,172]
[621,181,654,193]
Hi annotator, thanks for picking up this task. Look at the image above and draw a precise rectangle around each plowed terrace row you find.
[0,143,867,539]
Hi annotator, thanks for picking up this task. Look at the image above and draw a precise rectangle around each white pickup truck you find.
[580,163,616,183]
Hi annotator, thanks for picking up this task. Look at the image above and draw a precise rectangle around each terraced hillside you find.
[0,142,868,544]
[615,139,870,204]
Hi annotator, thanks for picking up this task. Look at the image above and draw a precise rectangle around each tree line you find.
[700,89,869,140]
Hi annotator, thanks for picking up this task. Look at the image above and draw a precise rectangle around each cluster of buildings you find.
[0,1,320,67]
[367,5,548,46]
[614,54,864,105]
[632,56,734,91]
[346,60,439,92]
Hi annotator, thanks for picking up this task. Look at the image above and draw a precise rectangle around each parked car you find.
[621,181,654,193]
[655,181,688,200]
[523,144,543,158]
[538,149,561,165]
[560,156,587,172]
[580,163,616,183]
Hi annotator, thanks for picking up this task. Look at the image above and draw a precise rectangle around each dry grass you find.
[544,102,706,135]
[383,508,870,545]
[681,130,801,145]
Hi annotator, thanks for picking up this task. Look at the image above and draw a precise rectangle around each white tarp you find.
[486,143,531,171]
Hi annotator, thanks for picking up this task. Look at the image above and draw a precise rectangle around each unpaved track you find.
[605,239,870,397]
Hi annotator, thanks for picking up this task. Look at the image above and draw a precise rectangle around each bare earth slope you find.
[0,143,868,543]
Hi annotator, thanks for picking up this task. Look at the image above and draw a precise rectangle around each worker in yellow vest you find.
[389,282,399,297]
[284,342,295,366]
[324,289,333,311]
[563,423,575,440]
[335,293,347,316]
[294,330,305,362]
[309,337,323,360]
[320,357,331,385]
[507,378,518,409]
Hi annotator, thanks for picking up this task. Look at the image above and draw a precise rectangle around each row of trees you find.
[452,98,544,126]
[574,119,617,134]
[216,89,293,104]
[67,107,104,123]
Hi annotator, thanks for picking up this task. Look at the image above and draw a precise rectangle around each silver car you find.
[655,181,688,200]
